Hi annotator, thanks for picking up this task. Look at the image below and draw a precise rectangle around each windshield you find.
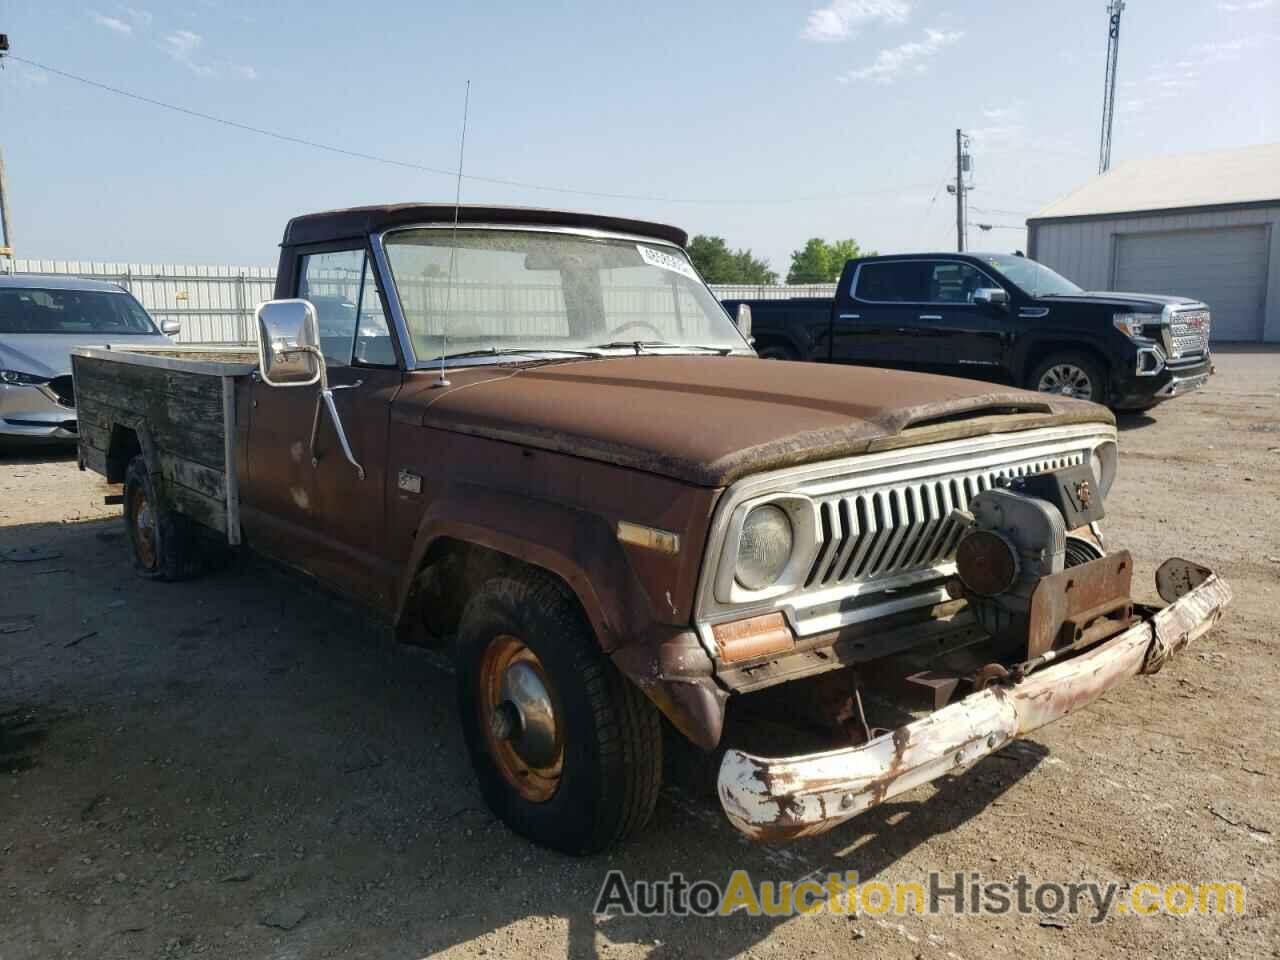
[0,287,160,335]
[382,228,749,362]
[979,255,1082,297]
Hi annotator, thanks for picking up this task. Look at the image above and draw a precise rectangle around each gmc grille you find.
[1167,309,1210,360]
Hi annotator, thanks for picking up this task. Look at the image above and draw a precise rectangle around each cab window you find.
[297,249,396,366]
[853,261,928,302]
[925,261,993,304]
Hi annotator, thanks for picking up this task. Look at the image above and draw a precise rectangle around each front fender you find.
[394,482,656,652]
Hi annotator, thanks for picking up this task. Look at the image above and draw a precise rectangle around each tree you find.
[786,237,875,284]
[687,235,778,285]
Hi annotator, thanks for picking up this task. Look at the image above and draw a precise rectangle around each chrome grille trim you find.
[1166,307,1210,359]
[693,423,1118,650]
[803,451,1085,588]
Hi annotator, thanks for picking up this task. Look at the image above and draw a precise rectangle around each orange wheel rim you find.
[129,483,158,570]
[477,634,563,803]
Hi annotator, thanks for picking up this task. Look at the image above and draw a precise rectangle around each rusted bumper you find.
[718,564,1231,842]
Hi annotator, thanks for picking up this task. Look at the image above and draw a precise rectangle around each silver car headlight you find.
[736,504,794,590]
[1090,440,1117,499]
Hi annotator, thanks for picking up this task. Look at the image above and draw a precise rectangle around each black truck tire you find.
[757,342,799,361]
[1027,352,1107,404]
[455,571,662,854]
[122,455,205,581]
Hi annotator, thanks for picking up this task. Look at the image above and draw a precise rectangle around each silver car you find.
[0,275,177,444]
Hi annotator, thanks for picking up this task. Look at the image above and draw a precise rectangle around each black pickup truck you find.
[725,252,1213,410]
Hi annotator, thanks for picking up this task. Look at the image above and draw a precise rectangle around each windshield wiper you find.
[425,346,605,362]
[589,340,735,356]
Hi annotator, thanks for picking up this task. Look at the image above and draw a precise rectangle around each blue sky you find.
[1,0,1276,272]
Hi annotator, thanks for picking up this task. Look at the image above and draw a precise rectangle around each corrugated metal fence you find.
[8,260,837,345]
[10,260,277,344]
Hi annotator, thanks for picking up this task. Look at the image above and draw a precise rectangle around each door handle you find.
[918,314,943,321]
[837,313,861,320]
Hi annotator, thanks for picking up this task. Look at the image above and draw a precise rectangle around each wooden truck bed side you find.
[71,346,258,545]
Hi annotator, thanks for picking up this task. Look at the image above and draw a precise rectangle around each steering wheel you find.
[606,320,665,342]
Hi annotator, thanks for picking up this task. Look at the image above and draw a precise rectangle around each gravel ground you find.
[1,348,1277,959]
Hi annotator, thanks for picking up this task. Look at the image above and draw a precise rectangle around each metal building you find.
[1027,143,1279,342]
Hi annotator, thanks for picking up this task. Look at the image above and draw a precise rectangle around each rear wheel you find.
[455,571,662,854]
[122,455,204,581]
[1028,352,1106,404]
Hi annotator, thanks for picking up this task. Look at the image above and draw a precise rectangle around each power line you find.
[968,205,1029,216]
[7,54,935,208]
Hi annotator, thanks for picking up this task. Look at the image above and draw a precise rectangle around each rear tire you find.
[455,571,662,854]
[122,455,205,581]
[1028,352,1107,404]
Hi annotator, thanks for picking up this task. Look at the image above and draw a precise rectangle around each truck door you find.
[242,245,403,610]
[832,260,929,367]
[908,259,1008,376]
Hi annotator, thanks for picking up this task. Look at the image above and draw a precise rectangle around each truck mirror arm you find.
[309,381,366,480]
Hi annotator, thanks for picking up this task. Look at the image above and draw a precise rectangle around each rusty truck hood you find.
[397,357,1112,487]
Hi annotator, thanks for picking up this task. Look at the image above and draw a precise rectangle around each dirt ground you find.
[1,348,1277,959]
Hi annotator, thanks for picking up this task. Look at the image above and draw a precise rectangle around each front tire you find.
[455,572,662,854]
[1028,352,1107,404]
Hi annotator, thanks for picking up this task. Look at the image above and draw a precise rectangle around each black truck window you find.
[854,262,928,303]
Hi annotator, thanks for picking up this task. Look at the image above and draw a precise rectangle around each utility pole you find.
[954,128,968,252]
[0,32,11,269]
[1098,1,1125,174]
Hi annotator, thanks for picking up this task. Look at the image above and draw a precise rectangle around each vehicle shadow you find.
[1115,411,1158,432]
[0,443,78,465]
[0,514,1047,960]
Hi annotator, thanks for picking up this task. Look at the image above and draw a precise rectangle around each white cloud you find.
[90,11,133,35]
[162,29,214,75]
[803,0,911,42]
[227,62,258,80]
[1217,0,1275,11]
[119,5,152,25]
[840,28,963,84]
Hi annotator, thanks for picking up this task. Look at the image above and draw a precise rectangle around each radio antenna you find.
[435,79,471,388]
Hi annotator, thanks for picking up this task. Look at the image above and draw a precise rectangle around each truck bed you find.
[71,346,258,545]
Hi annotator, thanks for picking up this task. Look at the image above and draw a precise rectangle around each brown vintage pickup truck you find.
[72,204,1231,853]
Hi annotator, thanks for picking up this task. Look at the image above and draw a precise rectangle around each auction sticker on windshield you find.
[637,244,700,281]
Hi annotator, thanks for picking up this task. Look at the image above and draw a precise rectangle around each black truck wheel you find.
[455,571,662,854]
[122,455,204,581]
[1028,352,1107,404]
[757,343,798,361]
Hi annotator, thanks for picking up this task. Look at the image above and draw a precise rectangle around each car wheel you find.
[758,344,798,361]
[122,454,204,581]
[455,571,662,854]
[1029,353,1106,404]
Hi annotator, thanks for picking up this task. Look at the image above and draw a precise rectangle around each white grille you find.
[1168,309,1210,359]
[803,451,1086,588]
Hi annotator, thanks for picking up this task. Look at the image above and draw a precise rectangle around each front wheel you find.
[455,572,662,854]
[1028,352,1107,404]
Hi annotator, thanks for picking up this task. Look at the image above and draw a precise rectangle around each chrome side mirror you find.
[256,299,323,387]
[160,318,182,336]
[254,298,365,480]
[735,303,753,339]
[973,287,1010,309]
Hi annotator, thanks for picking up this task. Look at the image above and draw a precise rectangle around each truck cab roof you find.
[282,203,689,248]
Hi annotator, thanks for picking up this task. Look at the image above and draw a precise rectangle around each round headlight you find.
[1090,440,1117,499]
[736,504,794,591]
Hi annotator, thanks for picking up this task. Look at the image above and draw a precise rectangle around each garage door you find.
[1114,226,1269,341]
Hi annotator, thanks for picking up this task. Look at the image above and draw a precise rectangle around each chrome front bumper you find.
[1155,370,1211,398]
[0,383,78,441]
[718,563,1231,842]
